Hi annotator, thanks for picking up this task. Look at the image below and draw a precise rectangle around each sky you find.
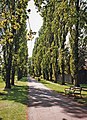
[27,0,43,57]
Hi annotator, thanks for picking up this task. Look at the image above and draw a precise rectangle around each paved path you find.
[28,77,87,120]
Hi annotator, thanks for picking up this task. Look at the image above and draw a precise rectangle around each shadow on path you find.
[28,77,87,119]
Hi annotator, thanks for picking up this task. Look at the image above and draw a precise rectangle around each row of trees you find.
[0,0,29,88]
[29,0,87,86]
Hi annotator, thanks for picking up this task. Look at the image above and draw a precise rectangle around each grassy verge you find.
[0,77,28,120]
[36,78,87,105]
[38,79,69,93]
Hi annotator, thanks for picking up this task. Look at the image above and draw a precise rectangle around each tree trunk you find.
[5,44,13,89]
[45,69,49,80]
[71,76,74,84]
[11,66,15,85]
[74,0,80,87]
[54,52,58,83]
[61,60,65,85]
[43,71,46,79]
[5,67,11,89]
[49,63,52,81]
[60,48,65,85]
[39,67,41,77]
[11,0,16,85]
[18,68,22,80]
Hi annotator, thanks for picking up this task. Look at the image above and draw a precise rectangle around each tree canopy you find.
[0,0,87,88]
[30,0,87,86]
[0,0,29,88]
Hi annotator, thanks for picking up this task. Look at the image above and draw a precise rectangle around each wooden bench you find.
[65,86,82,97]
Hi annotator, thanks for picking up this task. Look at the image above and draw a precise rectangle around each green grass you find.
[0,77,29,120]
[37,78,87,105]
[39,79,69,93]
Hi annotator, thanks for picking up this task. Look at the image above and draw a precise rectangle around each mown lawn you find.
[36,78,87,105]
[0,77,29,120]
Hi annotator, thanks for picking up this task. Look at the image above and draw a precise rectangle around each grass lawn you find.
[36,78,87,105]
[0,77,29,120]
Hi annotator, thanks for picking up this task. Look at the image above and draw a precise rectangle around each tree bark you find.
[74,0,80,87]
[5,43,13,89]
[49,63,52,81]
[11,0,16,85]
[61,62,65,85]
[11,66,15,85]
[18,68,22,80]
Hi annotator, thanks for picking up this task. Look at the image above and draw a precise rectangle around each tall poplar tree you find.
[32,0,87,85]
[0,0,29,88]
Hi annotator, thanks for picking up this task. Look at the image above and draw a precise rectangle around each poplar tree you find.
[0,0,29,88]
[32,0,87,86]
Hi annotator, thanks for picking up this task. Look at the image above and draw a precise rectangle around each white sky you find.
[27,0,43,57]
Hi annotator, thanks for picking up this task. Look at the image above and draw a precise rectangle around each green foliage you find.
[31,0,87,86]
[0,0,29,88]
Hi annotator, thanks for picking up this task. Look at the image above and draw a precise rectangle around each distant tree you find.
[32,0,87,86]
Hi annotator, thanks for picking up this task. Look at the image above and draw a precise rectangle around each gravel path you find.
[28,77,87,120]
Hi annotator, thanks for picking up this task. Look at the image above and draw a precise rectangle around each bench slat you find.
[65,86,82,97]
